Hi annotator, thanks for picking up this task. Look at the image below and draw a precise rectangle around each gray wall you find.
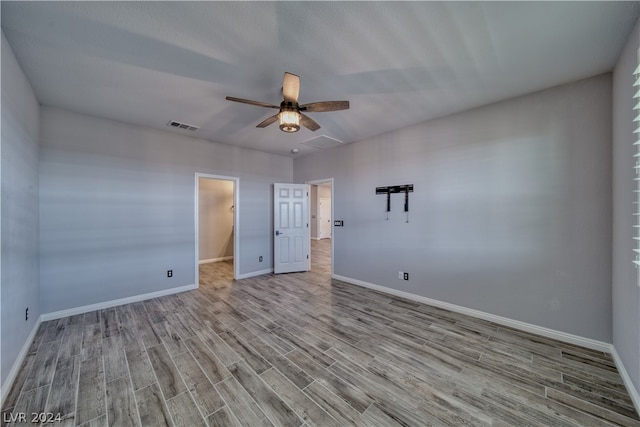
[199,178,234,261]
[1,32,41,386]
[295,74,613,341]
[612,18,639,397]
[39,107,292,313]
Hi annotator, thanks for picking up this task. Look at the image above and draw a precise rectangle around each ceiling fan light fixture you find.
[226,72,349,132]
[279,109,301,133]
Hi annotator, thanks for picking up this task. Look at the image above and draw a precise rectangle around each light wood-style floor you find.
[3,238,639,426]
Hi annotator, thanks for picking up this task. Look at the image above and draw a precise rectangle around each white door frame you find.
[195,173,240,285]
[306,178,334,276]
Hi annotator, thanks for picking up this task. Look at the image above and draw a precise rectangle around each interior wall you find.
[1,32,41,386]
[310,184,332,239]
[310,185,319,239]
[199,179,234,262]
[39,106,292,314]
[318,184,331,200]
[612,18,640,397]
[318,184,332,239]
[294,74,613,342]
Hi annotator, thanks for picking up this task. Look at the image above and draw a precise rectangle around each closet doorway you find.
[195,174,239,284]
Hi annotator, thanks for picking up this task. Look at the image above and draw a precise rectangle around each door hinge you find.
[307,255,309,259]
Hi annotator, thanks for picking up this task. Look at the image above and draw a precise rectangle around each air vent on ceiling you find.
[167,120,199,131]
[302,135,344,150]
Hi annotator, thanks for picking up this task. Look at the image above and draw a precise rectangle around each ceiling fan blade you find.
[299,100,350,112]
[282,72,300,103]
[226,96,279,109]
[256,114,280,128]
[300,113,321,131]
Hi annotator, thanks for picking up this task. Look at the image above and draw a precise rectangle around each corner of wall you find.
[612,15,640,403]
[1,29,41,400]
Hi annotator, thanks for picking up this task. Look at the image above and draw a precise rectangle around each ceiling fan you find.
[225,72,349,133]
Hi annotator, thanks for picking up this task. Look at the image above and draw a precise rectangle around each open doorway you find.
[307,178,334,276]
[195,174,239,286]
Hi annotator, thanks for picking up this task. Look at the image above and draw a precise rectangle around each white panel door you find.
[318,197,332,239]
[274,183,310,274]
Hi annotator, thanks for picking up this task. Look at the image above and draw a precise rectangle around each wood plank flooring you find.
[3,238,639,426]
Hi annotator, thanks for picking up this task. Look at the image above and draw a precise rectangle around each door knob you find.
[275,230,280,236]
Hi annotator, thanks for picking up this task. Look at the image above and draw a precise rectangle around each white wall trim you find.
[611,346,640,414]
[4,274,637,414]
[3,282,195,403]
[236,268,273,280]
[337,270,640,412]
[199,256,233,264]
[332,274,612,353]
[41,283,197,322]
[1,316,42,404]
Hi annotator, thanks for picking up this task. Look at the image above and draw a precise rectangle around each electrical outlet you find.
[259,256,263,262]
[403,272,409,281]
[25,307,29,321]
[167,270,173,278]
[398,271,403,280]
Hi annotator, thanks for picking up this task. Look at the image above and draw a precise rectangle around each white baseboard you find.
[3,283,198,402]
[611,347,640,415]
[4,273,638,417]
[335,272,640,414]
[236,268,273,280]
[1,316,42,405]
[41,283,197,322]
[199,256,233,264]
[332,274,612,353]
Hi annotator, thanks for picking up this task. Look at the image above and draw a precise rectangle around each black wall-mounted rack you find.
[376,184,414,221]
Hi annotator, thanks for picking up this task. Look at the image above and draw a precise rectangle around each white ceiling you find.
[2,2,638,158]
